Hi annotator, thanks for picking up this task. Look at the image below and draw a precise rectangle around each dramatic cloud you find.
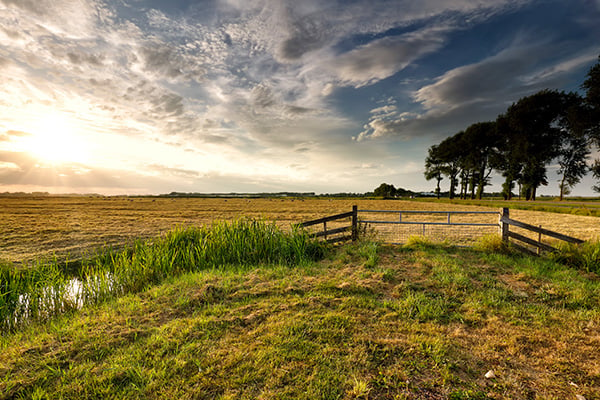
[1,0,599,195]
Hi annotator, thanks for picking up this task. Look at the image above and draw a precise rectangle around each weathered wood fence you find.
[298,205,358,243]
[299,206,585,251]
[499,207,584,255]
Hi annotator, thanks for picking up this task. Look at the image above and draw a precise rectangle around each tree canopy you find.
[423,56,600,199]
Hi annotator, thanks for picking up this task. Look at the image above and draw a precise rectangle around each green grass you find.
[550,241,600,273]
[2,239,599,399]
[0,219,325,332]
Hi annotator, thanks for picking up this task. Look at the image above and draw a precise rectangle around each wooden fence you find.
[499,207,584,255]
[298,205,358,243]
[299,206,585,252]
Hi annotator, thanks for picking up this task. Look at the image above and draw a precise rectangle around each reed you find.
[1,218,325,332]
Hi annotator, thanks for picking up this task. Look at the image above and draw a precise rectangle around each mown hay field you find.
[1,196,599,265]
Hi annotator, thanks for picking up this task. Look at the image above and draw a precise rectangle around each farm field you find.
[2,196,599,398]
[1,196,599,265]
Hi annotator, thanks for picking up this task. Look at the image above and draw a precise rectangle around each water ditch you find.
[3,271,119,332]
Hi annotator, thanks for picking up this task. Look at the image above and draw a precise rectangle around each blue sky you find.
[1,0,599,195]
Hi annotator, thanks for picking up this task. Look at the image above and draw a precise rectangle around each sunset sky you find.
[1,0,600,195]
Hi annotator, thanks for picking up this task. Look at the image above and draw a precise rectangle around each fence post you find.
[500,207,509,243]
[351,205,358,242]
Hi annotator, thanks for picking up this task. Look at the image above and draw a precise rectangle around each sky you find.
[1,0,600,196]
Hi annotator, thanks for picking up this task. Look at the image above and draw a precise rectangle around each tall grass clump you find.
[1,260,77,332]
[550,241,600,273]
[473,234,511,253]
[1,218,326,332]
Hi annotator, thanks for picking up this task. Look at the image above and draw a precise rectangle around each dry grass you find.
[1,196,598,265]
[2,242,599,399]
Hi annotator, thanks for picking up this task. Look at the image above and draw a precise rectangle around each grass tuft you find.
[473,234,511,253]
[551,240,600,273]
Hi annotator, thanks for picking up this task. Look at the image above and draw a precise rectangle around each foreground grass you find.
[2,242,599,399]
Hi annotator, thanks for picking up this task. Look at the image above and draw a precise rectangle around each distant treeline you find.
[160,192,317,198]
[0,192,103,197]
[162,192,377,198]
[424,56,600,201]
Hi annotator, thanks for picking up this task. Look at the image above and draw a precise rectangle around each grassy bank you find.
[2,240,599,399]
[0,219,325,332]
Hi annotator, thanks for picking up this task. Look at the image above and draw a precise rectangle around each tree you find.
[494,90,566,200]
[583,56,600,192]
[461,121,499,199]
[373,183,397,198]
[582,55,600,141]
[435,132,465,199]
[557,135,589,200]
[554,92,590,200]
[424,145,444,199]
[590,160,600,193]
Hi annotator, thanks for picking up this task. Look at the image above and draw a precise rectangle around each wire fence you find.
[359,209,501,246]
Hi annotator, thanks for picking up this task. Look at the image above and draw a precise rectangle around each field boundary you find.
[301,206,587,250]
[298,205,358,243]
[499,207,584,255]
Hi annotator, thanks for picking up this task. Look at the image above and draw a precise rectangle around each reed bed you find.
[0,218,325,332]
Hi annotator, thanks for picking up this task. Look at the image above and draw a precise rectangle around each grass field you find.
[1,196,599,398]
[1,196,599,266]
[1,240,599,399]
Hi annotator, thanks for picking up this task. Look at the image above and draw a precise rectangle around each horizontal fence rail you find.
[359,210,499,226]
[358,209,501,245]
[298,206,358,244]
[499,208,584,255]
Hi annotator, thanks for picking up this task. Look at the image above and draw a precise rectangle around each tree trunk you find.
[502,177,513,200]
[469,173,476,199]
[449,176,457,199]
[559,175,566,201]
[476,184,484,200]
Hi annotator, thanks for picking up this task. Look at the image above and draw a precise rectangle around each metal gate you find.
[359,209,501,246]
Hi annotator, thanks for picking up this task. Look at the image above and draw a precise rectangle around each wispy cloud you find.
[328,29,447,87]
[0,0,598,194]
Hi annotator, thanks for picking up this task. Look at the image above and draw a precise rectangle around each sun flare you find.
[21,114,92,165]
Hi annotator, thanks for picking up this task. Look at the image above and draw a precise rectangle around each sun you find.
[21,114,92,165]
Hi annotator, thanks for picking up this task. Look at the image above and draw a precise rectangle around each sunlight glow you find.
[21,114,92,165]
